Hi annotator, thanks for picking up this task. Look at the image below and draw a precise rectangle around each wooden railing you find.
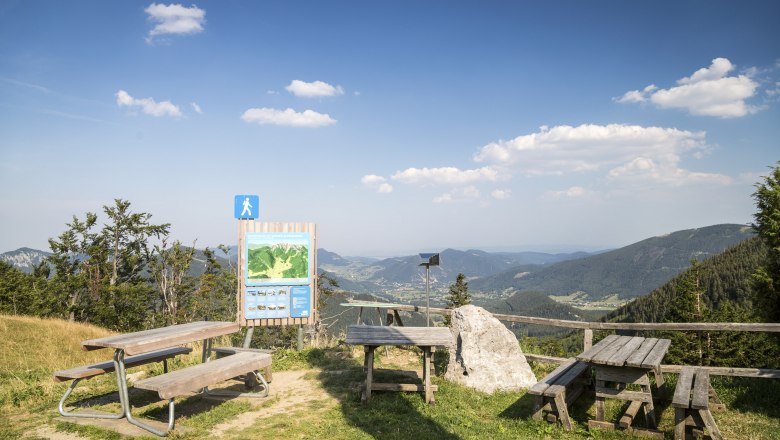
[346,301,780,378]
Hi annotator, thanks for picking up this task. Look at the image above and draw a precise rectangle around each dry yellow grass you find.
[0,314,114,374]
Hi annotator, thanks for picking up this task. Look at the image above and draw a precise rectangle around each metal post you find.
[297,324,304,351]
[243,325,255,348]
[426,265,430,327]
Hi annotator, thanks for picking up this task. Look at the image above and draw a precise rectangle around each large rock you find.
[444,305,536,393]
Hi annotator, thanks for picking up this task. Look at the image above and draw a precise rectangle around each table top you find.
[345,325,452,346]
[81,321,240,356]
[576,335,670,369]
[340,302,404,309]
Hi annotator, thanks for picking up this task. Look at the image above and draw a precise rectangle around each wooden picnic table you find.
[79,321,241,436]
[345,325,451,404]
[576,335,671,438]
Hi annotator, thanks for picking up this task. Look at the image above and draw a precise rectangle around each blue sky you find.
[1,1,778,257]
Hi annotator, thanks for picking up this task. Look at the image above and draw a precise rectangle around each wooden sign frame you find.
[237,221,317,327]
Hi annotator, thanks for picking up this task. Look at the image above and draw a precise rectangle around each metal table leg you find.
[113,350,175,437]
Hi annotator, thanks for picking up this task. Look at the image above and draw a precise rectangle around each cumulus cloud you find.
[391,166,500,185]
[145,3,205,42]
[491,189,512,200]
[547,186,590,199]
[616,58,759,118]
[286,80,344,98]
[115,90,182,117]
[433,186,480,204]
[361,175,393,193]
[241,107,336,127]
[474,123,729,186]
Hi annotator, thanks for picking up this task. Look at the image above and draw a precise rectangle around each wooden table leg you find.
[423,346,433,404]
[595,379,606,421]
[363,345,375,404]
[641,383,657,428]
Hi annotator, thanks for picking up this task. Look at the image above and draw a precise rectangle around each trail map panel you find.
[245,232,311,286]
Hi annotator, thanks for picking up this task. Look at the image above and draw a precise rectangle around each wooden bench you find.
[213,346,273,383]
[134,351,272,399]
[529,358,591,431]
[672,367,725,440]
[54,347,192,419]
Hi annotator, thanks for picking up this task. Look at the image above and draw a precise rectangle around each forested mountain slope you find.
[470,224,754,300]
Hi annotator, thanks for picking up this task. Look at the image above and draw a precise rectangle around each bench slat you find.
[53,347,192,382]
[672,366,695,408]
[544,361,590,397]
[529,358,577,395]
[345,325,451,346]
[691,370,710,410]
[134,351,271,400]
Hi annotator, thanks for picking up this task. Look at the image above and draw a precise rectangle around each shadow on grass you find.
[719,376,780,419]
[312,349,460,440]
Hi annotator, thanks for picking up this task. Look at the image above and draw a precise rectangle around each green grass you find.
[2,314,779,439]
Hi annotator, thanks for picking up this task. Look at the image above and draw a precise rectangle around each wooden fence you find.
[348,301,780,379]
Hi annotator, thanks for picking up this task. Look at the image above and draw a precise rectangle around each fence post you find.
[583,328,593,351]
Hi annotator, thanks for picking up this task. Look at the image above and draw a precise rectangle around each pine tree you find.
[752,163,780,322]
[444,273,471,325]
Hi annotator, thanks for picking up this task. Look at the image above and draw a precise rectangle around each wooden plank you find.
[619,400,643,428]
[625,338,659,368]
[699,408,724,440]
[82,321,239,355]
[691,370,710,410]
[133,352,271,399]
[595,388,653,403]
[53,347,192,382]
[528,358,577,395]
[605,336,645,366]
[594,365,649,385]
[345,325,451,346]
[543,362,590,397]
[591,336,632,365]
[640,339,671,369]
[672,366,695,408]
[576,335,620,362]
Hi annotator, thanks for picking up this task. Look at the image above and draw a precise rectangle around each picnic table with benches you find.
[345,325,451,404]
[577,335,671,438]
[55,321,271,437]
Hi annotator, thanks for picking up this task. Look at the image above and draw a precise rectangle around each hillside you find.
[470,224,754,300]
[0,247,50,273]
[608,236,768,324]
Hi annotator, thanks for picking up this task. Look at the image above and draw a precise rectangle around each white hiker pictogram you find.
[241,197,252,216]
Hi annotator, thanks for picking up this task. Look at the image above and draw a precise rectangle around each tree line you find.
[0,199,237,332]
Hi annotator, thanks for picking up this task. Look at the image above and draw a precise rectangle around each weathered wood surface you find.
[543,362,590,398]
[625,338,660,368]
[368,383,439,392]
[529,358,578,395]
[576,335,619,362]
[605,336,645,366]
[53,347,192,382]
[82,321,239,356]
[640,339,671,369]
[592,336,631,364]
[593,365,649,385]
[672,367,695,409]
[691,370,711,410]
[352,301,780,332]
[213,346,274,382]
[134,351,271,400]
[345,325,451,346]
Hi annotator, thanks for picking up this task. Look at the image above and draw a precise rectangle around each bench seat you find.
[213,346,274,383]
[529,358,591,431]
[672,367,724,440]
[54,347,192,382]
[134,351,271,399]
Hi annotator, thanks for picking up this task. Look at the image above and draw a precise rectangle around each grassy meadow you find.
[1,314,779,439]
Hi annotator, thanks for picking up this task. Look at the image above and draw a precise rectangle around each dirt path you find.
[209,369,337,437]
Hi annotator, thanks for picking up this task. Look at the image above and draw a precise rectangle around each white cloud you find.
[285,80,344,98]
[241,107,336,127]
[475,123,729,186]
[547,186,590,199]
[391,166,500,185]
[191,102,202,114]
[361,175,393,193]
[115,90,182,117]
[145,3,206,42]
[433,186,480,204]
[616,58,759,118]
[491,189,511,200]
